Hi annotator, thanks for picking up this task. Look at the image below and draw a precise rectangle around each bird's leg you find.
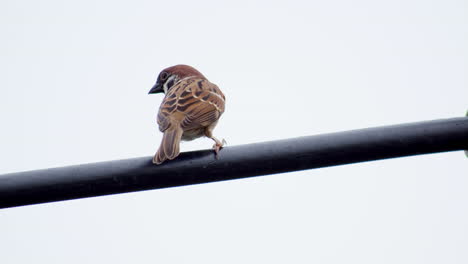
[205,129,225,159]
[211,137,224,158]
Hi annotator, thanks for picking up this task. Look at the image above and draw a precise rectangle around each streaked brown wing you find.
[178,79,225,130]
[157,78,225,132]
[157,79,187,132]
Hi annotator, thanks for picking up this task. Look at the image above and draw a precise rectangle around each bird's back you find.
[157,77,225,135]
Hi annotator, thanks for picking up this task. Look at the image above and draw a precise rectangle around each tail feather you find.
[153,126,183,164]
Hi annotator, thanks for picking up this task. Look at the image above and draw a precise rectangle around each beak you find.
[148,82,163,94]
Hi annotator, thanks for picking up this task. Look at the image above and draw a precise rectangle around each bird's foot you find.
[212,138,226,159]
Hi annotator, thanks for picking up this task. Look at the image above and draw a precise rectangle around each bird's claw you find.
[212,139,226,159]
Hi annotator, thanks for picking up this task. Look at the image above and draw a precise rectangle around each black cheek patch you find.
[166,79,175,89]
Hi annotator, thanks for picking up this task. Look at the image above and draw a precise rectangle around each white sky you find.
[0,0,467,263]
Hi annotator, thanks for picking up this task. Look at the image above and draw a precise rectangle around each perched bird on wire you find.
[148,65,226,164]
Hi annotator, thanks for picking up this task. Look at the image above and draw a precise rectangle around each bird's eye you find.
[160,72,169,80]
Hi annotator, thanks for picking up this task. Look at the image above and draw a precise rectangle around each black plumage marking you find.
[195,90,203,97]
[180,90,191,98]
[181,79,194,90]
[166,105,177,113]
[166,79,175,89]
[202,94,210,101]
[177,100,198,112]
[177,97,193,105]
[165,98,177,106]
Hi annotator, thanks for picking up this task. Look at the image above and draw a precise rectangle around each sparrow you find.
[148,65,226,165]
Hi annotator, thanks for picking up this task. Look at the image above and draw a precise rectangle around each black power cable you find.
[1,117,467,209]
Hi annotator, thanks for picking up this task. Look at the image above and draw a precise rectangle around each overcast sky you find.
[0,0,467,263]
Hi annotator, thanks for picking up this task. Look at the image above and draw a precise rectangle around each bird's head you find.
[148,64,206,94]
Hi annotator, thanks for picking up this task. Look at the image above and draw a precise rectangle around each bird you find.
[148,64,226,165]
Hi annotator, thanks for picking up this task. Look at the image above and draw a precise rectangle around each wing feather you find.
[157,78,225,132]
[153,75,225,164]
